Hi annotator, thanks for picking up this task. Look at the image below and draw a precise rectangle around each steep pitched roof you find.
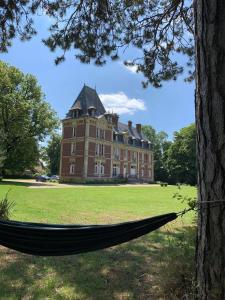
[114,122,149,142]
[69,85,106,116]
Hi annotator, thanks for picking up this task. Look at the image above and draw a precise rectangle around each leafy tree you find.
[0,1,224,298]
[45,133,61,175]
[165,123,196,185]
[0,61,59,175]
[142,125,170,182]
[0,0,194,87]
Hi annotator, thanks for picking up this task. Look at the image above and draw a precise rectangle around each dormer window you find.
[88,106,96,117]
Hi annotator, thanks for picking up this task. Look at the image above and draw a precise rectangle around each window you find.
[140,153,144,164]
[95,162,98,174]
[141,169,144,177]
[100,144,104,156]
[96,144,104,156]
[96,128,100,138]
[69,164,75,174]
[149,169,152,178]
[95,144,99,155]
[71,142,76,154]
[100,163,104,175]
[96,128,105,139]
[132,152,137,162]
[72,127,76,137]
[130,165,136,176]
[113,147,120,160]
[100,129,105,139]
[113,164,119,176]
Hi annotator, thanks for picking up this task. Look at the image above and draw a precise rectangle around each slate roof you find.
[114,122,149,141]
[66,85,150,143]
[68,85,106,116]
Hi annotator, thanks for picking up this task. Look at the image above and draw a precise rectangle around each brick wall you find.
[88,142,95,156]
[104,145,111,158]
[61,157,70,176]
[87,157,95,176]
[62,143,71,156]
[120,149,124,160]
[104,159,111,177]
[75,157,83,176]
[63,127,72,138]
[105,130,112,141]
[76,141,85,156]
[89,125,96,138]
[76,124,85,137]
[120,162,123,174]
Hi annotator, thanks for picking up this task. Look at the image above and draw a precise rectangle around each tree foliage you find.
[143,123,196,185]
[0,0,194,87]
[142,125,170,182]
[0,61,59,174]
[165,123,196,185]
[45,133,61,175]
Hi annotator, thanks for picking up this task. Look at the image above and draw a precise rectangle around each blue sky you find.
[0,16,195,140]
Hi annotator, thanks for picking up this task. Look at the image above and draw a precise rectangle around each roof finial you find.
[84,83,86,87]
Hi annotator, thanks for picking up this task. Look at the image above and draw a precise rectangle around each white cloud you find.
[99,92,146,115]
[120,61,139,74]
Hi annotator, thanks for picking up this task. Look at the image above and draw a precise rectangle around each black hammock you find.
[0,212,177,256]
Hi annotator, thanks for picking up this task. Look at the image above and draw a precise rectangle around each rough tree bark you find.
[194,0,225,299]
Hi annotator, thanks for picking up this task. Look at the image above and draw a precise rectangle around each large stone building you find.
[60,85,154,182]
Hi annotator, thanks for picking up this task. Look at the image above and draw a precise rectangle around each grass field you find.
[0,181,197,300]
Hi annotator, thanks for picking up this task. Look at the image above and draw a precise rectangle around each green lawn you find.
[0,181,196,300]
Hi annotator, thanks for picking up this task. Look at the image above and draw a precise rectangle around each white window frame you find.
[95,162,98,174]
[95,144,99,155]
[69,164,75,174]
[100,163,104,175]
[113,164,119,176]
[72,127,76,137]
[71,142,76,154]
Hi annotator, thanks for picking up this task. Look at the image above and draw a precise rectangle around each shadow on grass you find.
[0,180,57,188]
[0,180,31,187]
[0,226,196,300]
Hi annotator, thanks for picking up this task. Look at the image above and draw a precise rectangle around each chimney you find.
[128,120,132,129]
[112,113,119,127]
[136,123,142,133]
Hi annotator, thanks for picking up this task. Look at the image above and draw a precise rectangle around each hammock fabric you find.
[0,213,177,256]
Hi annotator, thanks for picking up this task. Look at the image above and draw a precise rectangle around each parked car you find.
[50,175,59,180]
[36,175,50,182]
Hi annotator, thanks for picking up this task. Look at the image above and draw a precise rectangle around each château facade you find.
[60,85,154,182]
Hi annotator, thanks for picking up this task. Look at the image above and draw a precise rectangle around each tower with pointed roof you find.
[60,85,154,182]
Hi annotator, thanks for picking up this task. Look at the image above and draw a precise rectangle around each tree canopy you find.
[45,133,61,175]
[0,61,59,174]
[143,123,196,185]
[0,0,194,87]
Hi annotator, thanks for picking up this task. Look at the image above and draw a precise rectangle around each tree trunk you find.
[194,0,225,299]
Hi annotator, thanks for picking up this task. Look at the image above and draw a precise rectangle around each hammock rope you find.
[0,212,177,256]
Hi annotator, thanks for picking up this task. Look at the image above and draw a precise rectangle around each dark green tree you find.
[0,1,224,298]
[165,123,196,185]
[0,0,194,87]
[142,125,170,182]
[0,61,59,175]
[45,133,61,175]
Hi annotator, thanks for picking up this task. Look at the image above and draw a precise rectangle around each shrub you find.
[0,191,15,220]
